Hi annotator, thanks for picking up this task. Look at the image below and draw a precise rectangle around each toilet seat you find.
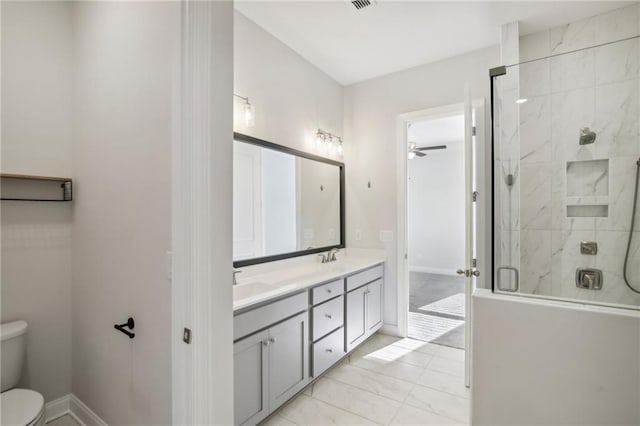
[1,388,45,426]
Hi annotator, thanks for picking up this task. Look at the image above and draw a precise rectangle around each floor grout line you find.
[306,393,385,425]
[310,376,399,425]
[276,332,469,426]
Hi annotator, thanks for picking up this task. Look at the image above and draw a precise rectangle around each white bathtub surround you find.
[263,333,469,426]
[233,249,385,311]
[45,394,107,426]
[472,289,640,425]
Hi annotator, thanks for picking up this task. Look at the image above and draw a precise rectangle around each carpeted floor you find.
[408,272,466,349]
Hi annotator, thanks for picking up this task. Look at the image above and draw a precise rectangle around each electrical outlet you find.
[355,229,362,241]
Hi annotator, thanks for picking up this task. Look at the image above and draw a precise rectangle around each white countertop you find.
[233,255,385,312]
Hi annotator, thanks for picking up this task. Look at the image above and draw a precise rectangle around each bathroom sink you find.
[233,282,279,301]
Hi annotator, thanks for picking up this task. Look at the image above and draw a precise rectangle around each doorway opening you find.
[406,112,466,349]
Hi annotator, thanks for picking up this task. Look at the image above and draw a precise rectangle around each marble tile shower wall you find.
[509,4,640,307]
[494,22,521,292]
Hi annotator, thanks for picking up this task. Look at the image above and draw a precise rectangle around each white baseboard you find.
[44,395,70,423]
[45,394,107,426]
[379,324,401,337]
[409,266,459,276]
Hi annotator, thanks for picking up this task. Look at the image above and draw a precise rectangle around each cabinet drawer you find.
[312,295,344,341]
[346,265,383,292]
[312,327,345,377]
[312,279,344,305]
[234,291,308,341]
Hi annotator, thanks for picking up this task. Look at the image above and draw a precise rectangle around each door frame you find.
[395,99,487,341]
[171,1,235,424]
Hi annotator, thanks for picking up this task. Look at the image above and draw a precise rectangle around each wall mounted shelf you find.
[1,173,73,201]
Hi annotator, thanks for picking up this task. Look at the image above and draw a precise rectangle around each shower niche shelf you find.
[566,159,609,197]
[1,173,73,201]
[567,204,608,218]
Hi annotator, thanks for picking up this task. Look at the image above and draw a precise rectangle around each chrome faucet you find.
[233,269,242,285]
[318,249,340,263]
[329,248,340,262]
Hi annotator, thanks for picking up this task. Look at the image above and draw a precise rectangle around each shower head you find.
[579,127,596,145]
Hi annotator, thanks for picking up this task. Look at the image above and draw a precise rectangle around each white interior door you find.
[462,87,477,388]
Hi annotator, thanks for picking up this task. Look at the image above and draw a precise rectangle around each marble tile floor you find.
[47,414,81,426]
[262,333,469,426]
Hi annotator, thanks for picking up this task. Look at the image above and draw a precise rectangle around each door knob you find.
[472,270,480,277]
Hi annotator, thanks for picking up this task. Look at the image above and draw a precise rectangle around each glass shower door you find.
[491,36,640,310]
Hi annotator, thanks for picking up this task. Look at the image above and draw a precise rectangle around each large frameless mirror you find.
[233,133,344,267]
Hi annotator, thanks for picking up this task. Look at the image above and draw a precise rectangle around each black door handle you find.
[114,317,135,339]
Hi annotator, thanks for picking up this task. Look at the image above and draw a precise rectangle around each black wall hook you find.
[114,317,135,339]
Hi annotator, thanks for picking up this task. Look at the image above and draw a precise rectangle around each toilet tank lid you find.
[1,321,27,341]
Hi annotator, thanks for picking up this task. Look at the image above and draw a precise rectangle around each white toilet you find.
[1,321,45,426]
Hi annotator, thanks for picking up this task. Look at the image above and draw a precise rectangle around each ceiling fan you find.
[408,142,447,159]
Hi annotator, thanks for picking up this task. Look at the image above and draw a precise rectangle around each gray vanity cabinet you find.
[233,263,384,425]
[366,279,383,332]
[345,268,384,352]
[233,310,308,426]
[267,311,309,410]
[233,330,269,426]
[346,285,367,352]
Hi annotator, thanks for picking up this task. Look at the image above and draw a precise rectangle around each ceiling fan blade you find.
[414,151,427,157]
[416,144,447,151]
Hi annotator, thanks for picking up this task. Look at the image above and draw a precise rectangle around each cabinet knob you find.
[269,337,276,344]
[262,340,269,346]
[325,313,332,319]
[327,288,332,293]
[325,348,333,353]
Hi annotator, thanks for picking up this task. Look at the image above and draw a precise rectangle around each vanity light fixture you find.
[315,129,344,157]
[234,93,255,127]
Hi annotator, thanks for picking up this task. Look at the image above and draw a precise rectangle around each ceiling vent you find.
[350,0,376,11]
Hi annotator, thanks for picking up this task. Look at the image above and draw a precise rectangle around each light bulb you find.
[337,140,344,156]
[243,101,255,127]
[408,151,416,160]
[327,136,335,155]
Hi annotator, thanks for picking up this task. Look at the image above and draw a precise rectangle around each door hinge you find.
[472,191,479,202]
[471,126,477,136]
[472,258,477,268]
[183,327,192,344]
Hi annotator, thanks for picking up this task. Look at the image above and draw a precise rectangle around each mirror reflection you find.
[233,139,342,262]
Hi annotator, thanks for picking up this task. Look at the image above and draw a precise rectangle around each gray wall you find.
[343,46,499,327]
[71,2,176,424]
[234,10,343,153]
[1,1,74,402]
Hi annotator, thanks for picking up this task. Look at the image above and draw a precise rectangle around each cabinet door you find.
[268,312,309,411]
[366,279,383,333]
[234,330,269,426]
[346,286,367,352]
